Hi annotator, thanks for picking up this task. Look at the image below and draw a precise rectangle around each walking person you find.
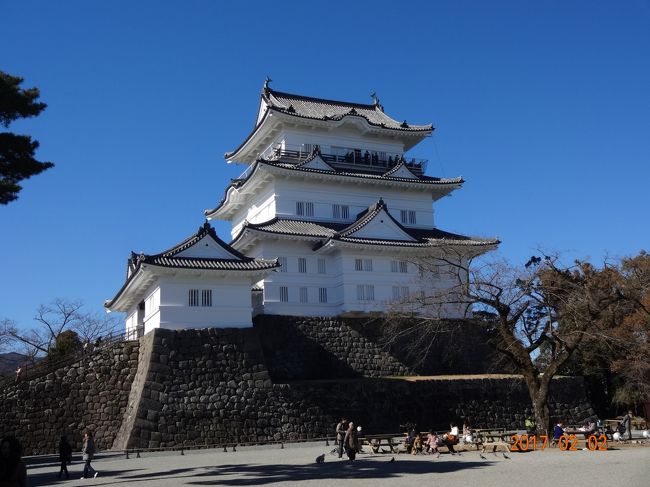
[335,417,348,459]
[622,410,634,441]
[343,422,359,461]
[0,436,27,487]
[81,431,98,479]
[58,435,72,479]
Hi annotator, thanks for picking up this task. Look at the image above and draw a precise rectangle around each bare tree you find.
[1,298,120,363]
[387,249,631,436]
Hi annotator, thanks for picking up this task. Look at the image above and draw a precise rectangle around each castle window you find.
[391,260,409,273]
[317,258,326,274]
[189,289,199,307]
[298,257,307,273]
[400,210,416,225]
[202,289,212,307]
[355,258,373,271]
[357,284,375,301]
[278,256,287,272]
[392,286,410,300]
[296,201,314,217]
[319,287,328,303]
[299,287,308,303]
[332,204,349,220]
[279,286,289,302]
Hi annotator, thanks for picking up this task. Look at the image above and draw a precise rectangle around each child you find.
[412,433,423,455]
[426,431,439,455]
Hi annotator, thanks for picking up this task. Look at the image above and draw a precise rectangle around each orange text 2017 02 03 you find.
[510,434,607,451]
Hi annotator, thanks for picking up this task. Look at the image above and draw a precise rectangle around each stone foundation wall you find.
[117,328,335,449]
[0,324,593,454]
[254,316,503,380]
[254,316,412,379]
[0,342,139,455]
[288,376,593,434]
[117,328,592,450]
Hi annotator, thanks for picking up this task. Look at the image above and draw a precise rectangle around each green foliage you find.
[0,70,54,204]
[46,329,82,362]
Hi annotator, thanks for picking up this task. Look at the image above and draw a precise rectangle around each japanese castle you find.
[106,81,498,335]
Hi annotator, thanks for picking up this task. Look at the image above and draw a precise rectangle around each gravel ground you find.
[26,441,650,487]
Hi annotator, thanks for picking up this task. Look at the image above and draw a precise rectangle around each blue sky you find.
[1,1,649,331]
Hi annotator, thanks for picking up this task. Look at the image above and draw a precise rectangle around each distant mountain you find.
[0,352,31,376]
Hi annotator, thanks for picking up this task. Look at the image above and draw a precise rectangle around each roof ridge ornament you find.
[370,91,384,112]
[401,120,409,128]
[263,76,272,93]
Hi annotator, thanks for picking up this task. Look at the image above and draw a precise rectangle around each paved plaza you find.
[26,440,649,487]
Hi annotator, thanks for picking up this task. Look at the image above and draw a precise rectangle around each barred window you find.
[279,286,289,302]
[202,289,212,307]
[299,287,308,303]
[189,289,199,307]
[400,210,416,225]
[278,256,287,272]
[365,285,375,301]
[392,286,400,300]
[297,201,314,216]
[298,257,307,273]
[356,284,365,300]
[332,204,350,220]
[391,260,408,273]
[355,258,373,271]
[357,284,375,301]
[317,258,326,274]
[392,286,409,300]
[319,287,328,303]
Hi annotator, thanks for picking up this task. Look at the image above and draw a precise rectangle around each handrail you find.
[263,143,428,174]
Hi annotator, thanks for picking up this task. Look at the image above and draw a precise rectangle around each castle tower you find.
[205,83,498,317]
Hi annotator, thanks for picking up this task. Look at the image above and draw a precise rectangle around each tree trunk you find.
[532,393,551,438]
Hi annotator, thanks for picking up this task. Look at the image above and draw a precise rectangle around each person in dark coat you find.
[0,436,27,487]
[58,435,72,479]
[343,422,359,461]
[81,431,98,479]
[335,418,348,459]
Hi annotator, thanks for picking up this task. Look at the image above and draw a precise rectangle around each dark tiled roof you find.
[142,256,279,271]
[261,159,461,184]
[265,89,433,132]
[154,222,251,260]
[242,218,347,238]
[225,87,434,160]
[106,223,279,309]
[233,215,499,249]
[205,160,462,219]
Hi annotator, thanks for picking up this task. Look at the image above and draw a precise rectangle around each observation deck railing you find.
[263,144,428,175]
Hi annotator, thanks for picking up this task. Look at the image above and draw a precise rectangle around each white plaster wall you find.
[157,276,254,328]
[273,179,434,228]
[231,183,277,238]
[239,238,462,318]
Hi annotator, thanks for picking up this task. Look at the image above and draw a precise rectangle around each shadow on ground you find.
[29,456,496,486]
[28,468,145,487]
[186,458,493,485]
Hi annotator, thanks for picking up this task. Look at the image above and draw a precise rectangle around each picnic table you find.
[362,435,402,454]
